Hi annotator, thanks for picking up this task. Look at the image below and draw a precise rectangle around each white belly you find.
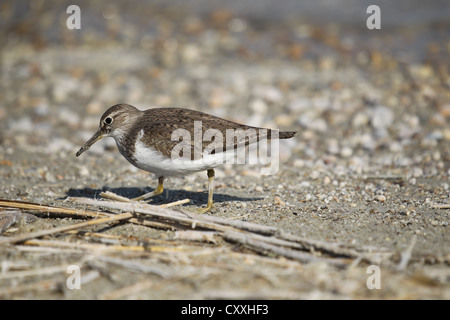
[129,132,232,177]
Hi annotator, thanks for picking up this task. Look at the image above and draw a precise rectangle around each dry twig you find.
[0,199,110,219]
[0,212,133,246]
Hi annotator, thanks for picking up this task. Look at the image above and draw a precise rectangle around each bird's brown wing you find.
[139,108,296,159]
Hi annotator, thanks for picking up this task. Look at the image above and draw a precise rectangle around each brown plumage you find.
[96,104,297,160]
[76,103,298,212]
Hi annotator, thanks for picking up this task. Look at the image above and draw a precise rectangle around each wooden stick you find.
[0,199,110,218]
[0,264,69,280]
[72,197,280,235]
[277,230,360,258]
[182,210,278,236]
[69,197,235,232]
[0,198,179,231]
[100,191,132,202]
[0,212,133,245]
[100,191,189,209]
[278,230,394,265]
[127,217,177,230]
[70,197,187,218]
[172,231,217,243]
[160,198,190,208]
[223,231,348,268]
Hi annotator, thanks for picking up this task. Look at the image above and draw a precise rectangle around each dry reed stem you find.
[0,212,133,245]
[0,199,110,218]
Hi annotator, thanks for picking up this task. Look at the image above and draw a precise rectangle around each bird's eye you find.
[104,117,113,125]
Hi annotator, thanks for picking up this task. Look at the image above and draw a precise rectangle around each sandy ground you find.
[0,1,449,299]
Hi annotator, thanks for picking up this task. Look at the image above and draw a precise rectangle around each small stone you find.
[311,118,328,133]
[376,195,386,202]
[309,171,320,180]
[352,112,369,127]
[250,99,268,114]
[370,106,393,129]
[389,141,402,152]
[275,114,294,127]
[443,129,450,141]
[327,139,339,155]
[412,167,423,177]
[294,159,311,168]
[86,101,103,115]
[181,44,201,62]
[79,165,90,177]
[44,172,56,183]
[340,147,353,158]
[299,181,311,188]
[273,196,285,206]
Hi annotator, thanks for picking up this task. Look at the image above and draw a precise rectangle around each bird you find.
[76,103,297,212]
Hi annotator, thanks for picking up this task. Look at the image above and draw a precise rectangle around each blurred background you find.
[0,0,449,300]
[0,0,449,181]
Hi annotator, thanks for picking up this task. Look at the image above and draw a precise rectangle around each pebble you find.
[275,114,294,127]
[370,106,394,129]
[412,167,423,178]
[352,112,369,128]
[309,171,320,180]
[340,147,353,158]
[326,139,339,155]
[250,99,268,114]
[273,196,286,206]
[78,165,90,177]
[181,44,201,62]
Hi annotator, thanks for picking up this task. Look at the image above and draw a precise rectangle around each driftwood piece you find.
[0,212,133,246]
[223,230,349,268]
[0,199,111,218]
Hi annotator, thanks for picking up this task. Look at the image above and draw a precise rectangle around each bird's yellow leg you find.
[132,176,164,201]
[198,169,215,213]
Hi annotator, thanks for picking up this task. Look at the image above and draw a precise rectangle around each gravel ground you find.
[0,1,449,299]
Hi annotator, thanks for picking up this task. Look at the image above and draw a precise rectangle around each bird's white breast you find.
[130,129,228,177]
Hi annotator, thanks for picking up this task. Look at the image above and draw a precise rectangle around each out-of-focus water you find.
[2,0,448,63]
[150,0,450,27]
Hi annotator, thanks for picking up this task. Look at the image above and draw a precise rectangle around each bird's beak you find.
[76,129,103,157]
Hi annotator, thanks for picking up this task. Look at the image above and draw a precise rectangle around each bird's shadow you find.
[65,186,261,207]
